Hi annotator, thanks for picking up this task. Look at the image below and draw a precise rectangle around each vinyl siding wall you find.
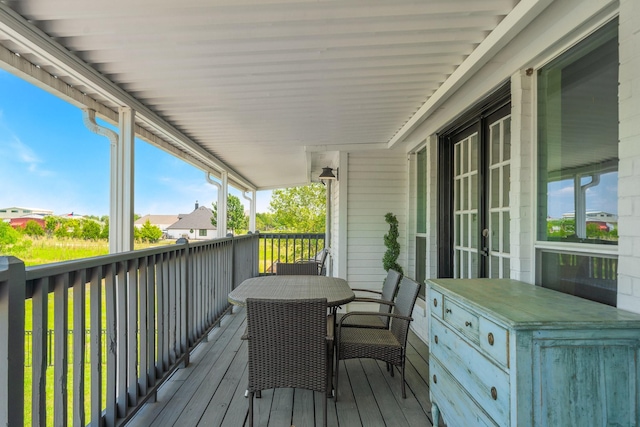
[345,151,408,298]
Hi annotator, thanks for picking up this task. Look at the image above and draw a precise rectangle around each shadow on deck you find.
[127,307,438,427]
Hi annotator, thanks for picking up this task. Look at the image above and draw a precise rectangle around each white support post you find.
[117,107,135,252]
[220,171,229,237]
[243,190,256,233]
[0,256,25,427]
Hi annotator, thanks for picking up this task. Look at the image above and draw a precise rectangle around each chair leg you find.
[401,364,406,399]
[335,360,340,402]
[248,391,254,427]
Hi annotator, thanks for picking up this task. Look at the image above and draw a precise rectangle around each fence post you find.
[0,256,25,427]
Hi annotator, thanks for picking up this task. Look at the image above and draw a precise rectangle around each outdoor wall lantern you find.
[319,166,338,181]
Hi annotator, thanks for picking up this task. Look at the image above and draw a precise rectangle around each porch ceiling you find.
[0,0,536,190]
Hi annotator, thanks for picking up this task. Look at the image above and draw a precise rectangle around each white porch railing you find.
[0,234,259,427]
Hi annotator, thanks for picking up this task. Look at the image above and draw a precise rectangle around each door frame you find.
[437,83,511,278]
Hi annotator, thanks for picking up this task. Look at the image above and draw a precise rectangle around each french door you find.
[439,99,511,279]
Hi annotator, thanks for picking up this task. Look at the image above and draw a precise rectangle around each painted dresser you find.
[427,278,640,427]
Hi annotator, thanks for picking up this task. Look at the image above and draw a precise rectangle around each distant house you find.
[9,217,45,229]
[135,215,179,237]
[0,206,53,220]
[166,205,216,240]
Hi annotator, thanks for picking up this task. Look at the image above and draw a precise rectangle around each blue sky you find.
[0,70,272,217]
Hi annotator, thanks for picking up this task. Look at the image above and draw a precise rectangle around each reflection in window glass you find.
[540,251,617,306]
[537,19,618,245]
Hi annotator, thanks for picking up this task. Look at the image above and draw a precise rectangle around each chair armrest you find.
[351,288,384,297]
[337,311,413,328]
[350,297,394,306]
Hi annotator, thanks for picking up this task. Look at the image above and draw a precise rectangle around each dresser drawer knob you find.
[491,387,498,400]
[433,298,438,307]
[434,335,438,344]
[433,374,437,384]
[465,321,472,327]
[488,332,494,345]
[445,308,452,314]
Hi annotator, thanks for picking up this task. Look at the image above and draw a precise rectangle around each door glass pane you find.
[503,258,510,278]
[491,122,501,165]
[491,255,500,279]
[470,213,478,248]
[503,211,510,253]
[491,212,500,252]
[503,118,511,161]
[470,174,478,210]
[470,134,478,172]
[503,165,510,206]
[491,168,500,209]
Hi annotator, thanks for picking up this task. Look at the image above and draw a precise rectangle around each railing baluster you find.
[53,273,69,427]
[147,255,157,391]
[73,269,87,427]
[89,266,103,427]
[127,258,139,408]
[138,257,148,397]
[32,276,48,426]
[116,261,127,418]
[105,263,117,427]
[0,256,25,427]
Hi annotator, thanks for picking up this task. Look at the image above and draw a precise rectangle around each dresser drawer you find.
[431,317,510,426]
[443,298,479,342]
[430,357,499,427]
[479,317,509,367]
[430,288,444,319]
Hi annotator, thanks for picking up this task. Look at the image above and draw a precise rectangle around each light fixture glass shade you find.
[319,166,336,180]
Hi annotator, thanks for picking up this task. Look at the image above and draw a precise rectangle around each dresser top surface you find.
[428,278,640,329]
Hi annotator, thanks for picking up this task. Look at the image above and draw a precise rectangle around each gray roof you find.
[135,215,179,226]
[167,206,216,230]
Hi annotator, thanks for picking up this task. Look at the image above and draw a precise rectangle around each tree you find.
[212,194,248,234]
[138,220,163,242]
[0,221,21,247]
[256,212,277,231]
[269,184,326,232]
[24,220,45,237]
[81,219,102,240]
[382,212,403,274]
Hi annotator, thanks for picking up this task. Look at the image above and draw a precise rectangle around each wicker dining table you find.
[229,275,354,398]
[228,275,355,308]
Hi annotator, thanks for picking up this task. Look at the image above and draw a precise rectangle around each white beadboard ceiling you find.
[0,0,536,190]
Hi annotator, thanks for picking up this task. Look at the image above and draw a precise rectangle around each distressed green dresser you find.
[427,278,640,427]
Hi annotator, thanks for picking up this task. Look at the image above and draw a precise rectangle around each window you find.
[415,147,427,296]
[198,229,207,237]
[537,19,618,245]
[536,19,618,306]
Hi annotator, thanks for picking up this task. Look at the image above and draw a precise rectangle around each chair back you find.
[390,277,420,345]
[276,262,319,275]
[317,248,328,275]
[246,298,328,393]
[379,269,402,315]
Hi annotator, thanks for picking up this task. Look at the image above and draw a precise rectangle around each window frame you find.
[532,17,620,302]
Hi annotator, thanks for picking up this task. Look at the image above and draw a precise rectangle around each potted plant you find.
[382,212,403,274]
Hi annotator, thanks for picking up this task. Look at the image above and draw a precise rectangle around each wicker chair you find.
[245,298,330,427]
[295,248,328,275]
[275,262,319,275]
[334,277,420,401]
[337,269,402,329]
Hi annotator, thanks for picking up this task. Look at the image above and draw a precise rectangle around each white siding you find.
[346,151,408,295]
[509,70,534,283]
[617,0,640,314]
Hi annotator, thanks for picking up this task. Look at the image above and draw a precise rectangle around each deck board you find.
[126,308,436,427]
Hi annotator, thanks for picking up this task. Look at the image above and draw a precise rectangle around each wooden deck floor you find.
[127,307,438,427]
